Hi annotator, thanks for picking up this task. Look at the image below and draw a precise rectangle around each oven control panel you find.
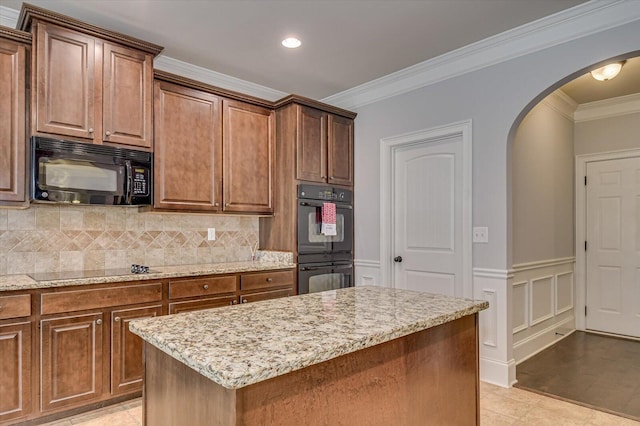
[298,184,352,204]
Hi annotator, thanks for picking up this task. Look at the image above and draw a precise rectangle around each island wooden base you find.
[143,314,479,425]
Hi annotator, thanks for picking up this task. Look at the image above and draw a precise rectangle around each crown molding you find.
[541,90,578,121]
[0,5,19,28]
[154,56,287,102]
[574,92,640,122]
[322,0,640,110]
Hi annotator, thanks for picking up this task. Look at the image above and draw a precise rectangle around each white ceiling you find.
[0,0,590,100]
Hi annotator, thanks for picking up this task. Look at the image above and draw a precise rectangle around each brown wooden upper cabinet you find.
[31,20,157,149]
[152,72,275,215]
[223,100,275,214]
[0,31,28,205]
[153,80,223,211]
[296,105,354,187]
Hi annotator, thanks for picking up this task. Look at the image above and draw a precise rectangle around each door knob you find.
[394,256,403,263]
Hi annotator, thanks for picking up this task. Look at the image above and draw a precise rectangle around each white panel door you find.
[586,157,640,338]
[393,135,463,297]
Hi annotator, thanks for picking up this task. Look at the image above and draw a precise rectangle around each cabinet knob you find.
[105,131,111,136]
[266,278,273,283]
[225,203,230,207]
[88,128,94,133]
[203,284,209,290]
[114,317,120,322]
[242,298,248,304]
[214,203,219,207]
[96,319,102,325]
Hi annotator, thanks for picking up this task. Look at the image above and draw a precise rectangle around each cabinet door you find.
[223,100,275,213]
[0,321,31,423]
[40,312,103,412]
[154,81,222,210]
[327,114,354,187]
[111,305,162,395]
[103,42,153,149]
[0,38,26,203]
[296,106,327,183]
[35,22,96,140]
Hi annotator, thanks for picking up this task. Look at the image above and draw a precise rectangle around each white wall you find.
[512,95,575,265]
[353,19,640,386]
[575,111,640,155]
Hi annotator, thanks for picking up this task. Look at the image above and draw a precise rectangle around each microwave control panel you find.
[132,167,150,196]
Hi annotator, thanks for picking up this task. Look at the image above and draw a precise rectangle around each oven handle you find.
[299,201,352,209]
[300,263,353,272]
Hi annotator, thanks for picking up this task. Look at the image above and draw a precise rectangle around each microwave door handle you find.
[125,160,133,204]
[299,265,331,272]
[300,201,352,209]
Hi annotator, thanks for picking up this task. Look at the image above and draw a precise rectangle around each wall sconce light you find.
[590,61,626,81]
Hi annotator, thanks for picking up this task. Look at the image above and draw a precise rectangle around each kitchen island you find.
[130,286,488,425]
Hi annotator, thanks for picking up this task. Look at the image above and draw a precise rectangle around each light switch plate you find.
[473,227,488,243]
[207,228,216,241]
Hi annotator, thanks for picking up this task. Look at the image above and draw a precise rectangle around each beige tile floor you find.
[40,382,640,426]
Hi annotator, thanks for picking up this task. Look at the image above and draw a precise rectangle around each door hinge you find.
[584,241,587,251]
[584,176,587,186]
[585,306,587,316]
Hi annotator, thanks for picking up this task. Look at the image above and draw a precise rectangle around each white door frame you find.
[380,119,473,298]
[575,147,640,331]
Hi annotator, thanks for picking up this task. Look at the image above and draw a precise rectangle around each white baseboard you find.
[480,357,517,388]
[514,317,575,364]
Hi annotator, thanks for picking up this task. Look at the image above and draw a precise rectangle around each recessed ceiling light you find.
[282,37,301,49]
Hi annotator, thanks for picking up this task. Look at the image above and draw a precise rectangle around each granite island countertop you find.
[0,251,294,292]
[129,286,489,390]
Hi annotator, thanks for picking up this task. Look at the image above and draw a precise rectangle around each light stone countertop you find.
[0,251,294,292]
[129,286,489,390]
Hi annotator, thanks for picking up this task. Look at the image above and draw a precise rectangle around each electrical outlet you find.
[207,228,216,241]
[473,227,488,243]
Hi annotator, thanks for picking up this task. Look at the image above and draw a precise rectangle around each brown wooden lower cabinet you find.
[0,268,295,424]
[40,312,104,413]
[111,305,162,395]
[0,321,31,423]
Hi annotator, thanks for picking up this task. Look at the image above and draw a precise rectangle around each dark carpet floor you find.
[515,331,640,421]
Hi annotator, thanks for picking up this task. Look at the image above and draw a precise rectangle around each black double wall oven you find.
[297,184,354,294]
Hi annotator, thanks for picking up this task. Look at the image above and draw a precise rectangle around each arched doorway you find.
[507,53,640,419]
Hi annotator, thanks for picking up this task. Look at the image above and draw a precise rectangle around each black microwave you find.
[31,137,152,206]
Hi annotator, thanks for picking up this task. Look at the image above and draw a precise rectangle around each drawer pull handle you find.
[242,298,248,304]
[88,128,94,133]
[203,284,209,290]
[96,319,102,325]
[231,300,238,305]
[114,317,120,322]
[266,278,273,283]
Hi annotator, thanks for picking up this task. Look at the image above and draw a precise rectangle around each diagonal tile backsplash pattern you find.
[0,205,260,275]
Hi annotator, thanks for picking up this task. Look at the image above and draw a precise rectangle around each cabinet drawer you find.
[169,276,237,300]
[169,295,237,314]
[41,283,163,315]
[241,288,292,304]
[240,270,294,291]
[0,294,31,320]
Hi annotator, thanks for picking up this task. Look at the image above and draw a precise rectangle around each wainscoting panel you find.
[512,281,528,333]
[512,257,575,364]
[354,259,381,286]
[530,275,554,326]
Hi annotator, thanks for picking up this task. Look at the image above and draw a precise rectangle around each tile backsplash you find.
[0,205,259,275]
